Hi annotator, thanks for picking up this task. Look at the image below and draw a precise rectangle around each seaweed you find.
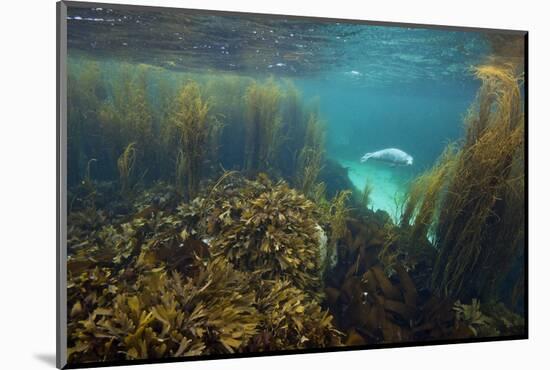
[395,62,525,302]
[167,81,222,200]
[401,144,458,243]
[65,55,526,361]
[361,178,373,210]
[322,190,352,276]
[243,79,283,174]
[117,142,137,195]
[251,279,343,350]
[431,63,525,301]
[452,299,490,336]
[66,172,344,363]
[68,258,260,362]
[295,112,325,197]
[210,176,324,293]
[278,80,308,176]
[67,60,106,185]
[328,190,352,244]
[204,75,252,169]
[98,64,154,181]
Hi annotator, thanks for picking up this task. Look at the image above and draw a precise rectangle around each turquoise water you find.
[297,77,476,216]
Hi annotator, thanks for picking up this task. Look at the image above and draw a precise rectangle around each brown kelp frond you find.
[68,258,260,362]
[251,279,343,350]
[243,78,282,174]
[117,142,137,195]
[465,62,523,147]
[278,80,309,177]
[312,182,330,211]
[174,149,186,197]
[295,112,325,196]
[452,299,523,337]
[321,199,519,344]
[303,111,325,149]
[210,176,323,293]
[99,65,154,178]
[329,190,352,243]
[204,74,252,121]
[321,190,352,275]
[67,168,348,362]
[377,222,402,273]
[401,144,458,242]
[431,62,525,301]
[169,81,223,200]
[203,75,253,171]
[452,299,490,337]
[361,178,373,210]
[296,146,323,197]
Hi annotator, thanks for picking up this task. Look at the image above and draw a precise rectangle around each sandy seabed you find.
[336,157,410,220]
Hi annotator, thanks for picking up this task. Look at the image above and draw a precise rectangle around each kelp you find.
[431,63,525,301]
[452,299,490,336]
[278,80,309,177]
[167,81,222,200]
[295,112,325,197]
[204,75,252,169]
[67,60,106,185]
[68,258,260,362]
[99,64,154,179]
[117,142,137,195]
[243,79,283,174]
[174,149,186,197]
[209,175,324,293]
[66,55,525,361]
[452,299,524,337]
[401,144,458,243]
[68,57,332,194]
[395,62,525,302]
[322,207,522,345]
[328,190,352,243]
[67,172,344,364]
[321,190,352,276]
[251,279,343,350]
[361,178,373,210]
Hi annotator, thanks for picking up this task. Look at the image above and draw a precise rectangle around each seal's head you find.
[406,156,413,166]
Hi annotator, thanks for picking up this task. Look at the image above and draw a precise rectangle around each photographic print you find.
[58,1,527,368]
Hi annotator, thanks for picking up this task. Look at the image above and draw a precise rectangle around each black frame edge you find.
[523,31,529,339]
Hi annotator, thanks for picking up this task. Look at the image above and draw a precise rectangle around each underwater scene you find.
[64,4,526,365]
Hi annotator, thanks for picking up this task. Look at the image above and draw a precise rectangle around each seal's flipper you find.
[360,153,373,163]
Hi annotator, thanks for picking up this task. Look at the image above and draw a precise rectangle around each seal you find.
[360,148,413,166]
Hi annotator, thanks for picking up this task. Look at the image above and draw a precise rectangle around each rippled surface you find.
[68,6,491,86]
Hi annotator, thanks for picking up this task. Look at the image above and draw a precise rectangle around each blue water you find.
[295,76,478,215]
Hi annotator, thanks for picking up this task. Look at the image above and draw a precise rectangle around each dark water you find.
[64,4,525,365]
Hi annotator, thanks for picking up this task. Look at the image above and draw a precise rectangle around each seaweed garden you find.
[65,5,526,365]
